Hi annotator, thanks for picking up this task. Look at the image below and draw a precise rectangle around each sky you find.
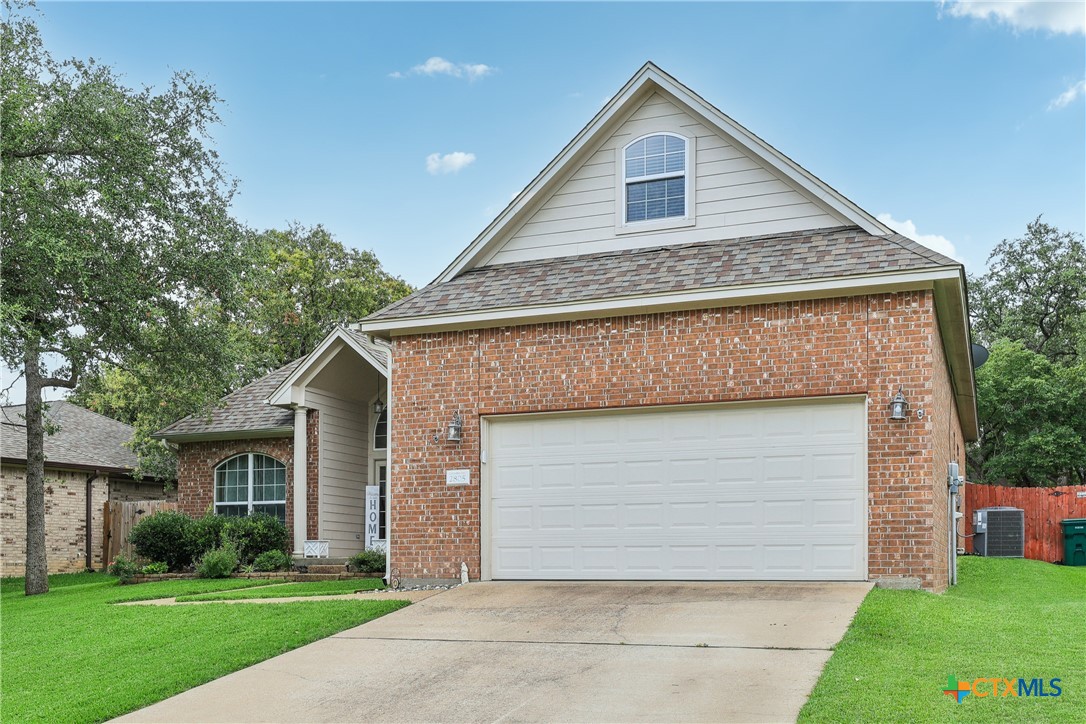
[4,0,1085,403]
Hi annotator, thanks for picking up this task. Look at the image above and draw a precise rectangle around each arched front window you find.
[623,133,688,223]
[215,453,287,523]
[373,407,388,450]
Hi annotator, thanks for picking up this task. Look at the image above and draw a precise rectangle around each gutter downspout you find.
[85,470,100,571]
[369,335,394,587]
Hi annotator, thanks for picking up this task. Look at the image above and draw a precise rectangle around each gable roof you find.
[366,226,958,324]
[153,360,303,442]
[1,401,139,473]
[265,326,389,408]
[432,61,890,285]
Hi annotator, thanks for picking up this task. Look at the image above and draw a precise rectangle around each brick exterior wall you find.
[390,291,966,591]
[1,466,174,577]
[174,409,320,550]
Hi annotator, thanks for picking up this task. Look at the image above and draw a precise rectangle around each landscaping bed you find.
[799,557,1085,723]
[0,573,409,722]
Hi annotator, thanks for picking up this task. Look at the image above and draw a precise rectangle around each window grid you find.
[214,453,287,524]
[623,133,687,223]
[373,408,388,450]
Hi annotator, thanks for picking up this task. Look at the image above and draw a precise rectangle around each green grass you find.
[175,578,386,601]
[1,572,409,723]
[800,557,1086,723]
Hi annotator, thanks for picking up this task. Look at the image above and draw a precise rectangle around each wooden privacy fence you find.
[963,484,1086,562]
[102,500,178,568]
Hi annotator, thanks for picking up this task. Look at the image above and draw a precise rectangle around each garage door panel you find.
[488,400,866,581]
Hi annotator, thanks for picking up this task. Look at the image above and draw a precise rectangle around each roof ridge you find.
[46,399,135,431]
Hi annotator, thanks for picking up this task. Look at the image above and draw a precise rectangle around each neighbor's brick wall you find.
[175,409,320,551]
[391,291,960,591]
[0,467,172,576]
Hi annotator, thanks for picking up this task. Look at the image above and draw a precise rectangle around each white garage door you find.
[486,399,866,581]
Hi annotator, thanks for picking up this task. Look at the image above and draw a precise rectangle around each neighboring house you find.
[161,63,976,592]
[1,401,175,576]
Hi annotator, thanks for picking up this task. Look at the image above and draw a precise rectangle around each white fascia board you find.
[433,66,653,285]
[433,62,888,284]
[266,327,389,407]
[154,427,294,444]
[359,267,962,337]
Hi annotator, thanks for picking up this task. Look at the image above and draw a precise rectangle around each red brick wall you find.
[391,291,963,590]
[175,409,320,551]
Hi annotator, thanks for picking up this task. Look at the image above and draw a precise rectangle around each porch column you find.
[292,406,308,556]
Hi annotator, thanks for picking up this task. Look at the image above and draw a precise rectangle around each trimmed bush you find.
[223,513,288,565]
[252,549,292,572]
[197,545,238,579]
[186,513,229,560]
[141,561,168,575]
[128,510,193,571]
[108,555,140,583]
[349,548,386,575]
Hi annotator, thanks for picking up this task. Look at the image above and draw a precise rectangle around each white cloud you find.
[391,57,496,80]
[941,1,1085,35]
[1048,78,1086,110]
[426,151,476,175]
[876,214,964,263]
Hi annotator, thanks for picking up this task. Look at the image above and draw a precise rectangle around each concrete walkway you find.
[117,580,872,723]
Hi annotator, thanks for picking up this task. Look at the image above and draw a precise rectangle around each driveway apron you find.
[116,581,872,723]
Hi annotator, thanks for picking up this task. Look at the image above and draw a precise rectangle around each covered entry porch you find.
[267,326,390,559]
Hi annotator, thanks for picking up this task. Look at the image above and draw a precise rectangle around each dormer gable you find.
[436,62,889,282]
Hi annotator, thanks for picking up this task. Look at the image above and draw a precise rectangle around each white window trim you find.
[214,452,287,519]
[371,459,388,545]
[615,131,696,235]
[371,403,389,452]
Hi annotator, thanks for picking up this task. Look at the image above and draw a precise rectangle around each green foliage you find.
[349,548,386,575]
[140,562,168,575]
[223,513,289,565]
[970,341,1086,485]
[252,549,292,572]
[240,224,414,367]
[970,217,1086,366]
[185,513,229,561]
[177,578,386,602]
[196,545,238,579]
[1,573,406,721]
[107,555,139,584]
[128,511,193,572]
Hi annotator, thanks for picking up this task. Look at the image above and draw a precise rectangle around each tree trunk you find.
[23,342,49,595]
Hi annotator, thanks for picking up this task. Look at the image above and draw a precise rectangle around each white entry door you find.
[485,398,867,581]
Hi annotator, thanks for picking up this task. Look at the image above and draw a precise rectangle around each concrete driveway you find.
[119,581,871,723]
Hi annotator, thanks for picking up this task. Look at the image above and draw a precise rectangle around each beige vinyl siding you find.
[484,92,846,266]
[307,388,367,557]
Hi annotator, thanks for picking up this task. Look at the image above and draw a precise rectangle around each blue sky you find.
[4,1,1084,403]
[32,0,1085,285]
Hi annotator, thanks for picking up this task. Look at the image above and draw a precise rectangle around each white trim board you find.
[434,62,889,285]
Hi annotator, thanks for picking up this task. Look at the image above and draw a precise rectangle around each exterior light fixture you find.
[372,397,385,416]
[447,411,463,443]
[890,389,908,421]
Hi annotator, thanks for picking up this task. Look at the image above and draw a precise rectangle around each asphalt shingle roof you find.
[153,359,302,440]
[1,401,139,472]
[365,226,961,322]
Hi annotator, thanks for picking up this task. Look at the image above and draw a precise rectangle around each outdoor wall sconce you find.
[447,411,463,443]
[890,388,908,421]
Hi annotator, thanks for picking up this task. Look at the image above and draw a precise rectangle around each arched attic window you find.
[214,453,287,523]
[622,133,689,223]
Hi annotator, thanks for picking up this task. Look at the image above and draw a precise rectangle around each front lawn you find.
[800,557,1085,723]
[176,577,385,601]
[0,573,408,722]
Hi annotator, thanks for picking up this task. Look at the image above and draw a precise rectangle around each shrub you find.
[197,545,238,579]
[253,549,292,572]
[223,513,288,565]
[108,555,140,583]
[141,561,168,575]
[186,513,229,560]
[349,548,386,575]
[129,510,193,571]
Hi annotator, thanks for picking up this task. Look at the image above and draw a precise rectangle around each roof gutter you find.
[150,426,294,444]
